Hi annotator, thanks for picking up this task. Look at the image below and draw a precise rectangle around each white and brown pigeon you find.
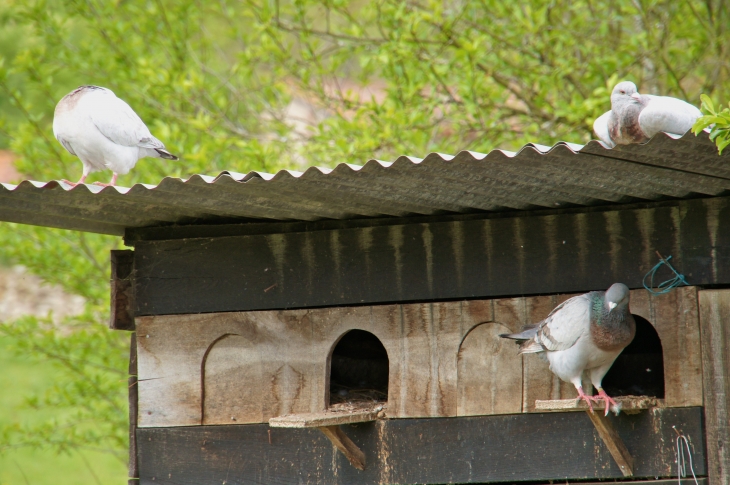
[53,85,178,187]
[500,283,636,415]
[593,81,702,148]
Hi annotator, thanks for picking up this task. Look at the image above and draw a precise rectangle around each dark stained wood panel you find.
[681,197,730,285]
[133,205,684,316]
[136,407,705,485]
[110,249,135,330]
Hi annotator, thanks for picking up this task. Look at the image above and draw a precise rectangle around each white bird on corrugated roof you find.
[593,81,702,148]
[53,85,178,187]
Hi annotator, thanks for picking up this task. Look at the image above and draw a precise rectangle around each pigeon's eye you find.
[620,90,625,94]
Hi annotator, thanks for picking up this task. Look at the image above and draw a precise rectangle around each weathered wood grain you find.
[132,206,683,316]
[110,249,135,331]
[202,334,263,425]
[136,310,316,427]
[698,290,730,485]
[586,410,634,476]
[651,287,703,407]
[136,407,706,485]
[136,290,700,426]
[493,294,579,411]
[137,300,494,426]
[630,287,703,407]
[457,322,522,415]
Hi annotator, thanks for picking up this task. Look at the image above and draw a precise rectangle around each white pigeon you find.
[593,81,702,148]
[53,85,178,186]
[500,283,636,415]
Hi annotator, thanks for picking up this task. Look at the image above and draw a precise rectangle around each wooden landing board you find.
[136,407,705,485]
[535,396,660,413]
[577,481,706,485]
[269,407,382,428]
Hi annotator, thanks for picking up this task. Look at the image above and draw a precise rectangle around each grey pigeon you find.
[53,85,178,187]
[500,283,636,414]
[593,81,702,148]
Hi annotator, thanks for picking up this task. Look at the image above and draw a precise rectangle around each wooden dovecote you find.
[118,194,730,484]
[1,134,729,484]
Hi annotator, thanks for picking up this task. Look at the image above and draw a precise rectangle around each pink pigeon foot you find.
[593,388,619,416]
[92,173,118,187]
[61,174,88,187]
[575,386,595,413]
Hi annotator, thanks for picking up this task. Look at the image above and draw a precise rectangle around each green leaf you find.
[700,94,716,115]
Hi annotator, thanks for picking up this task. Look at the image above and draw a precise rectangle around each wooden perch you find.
[268,407,381,428]
[269,406,382,470]
[534,395,659,414]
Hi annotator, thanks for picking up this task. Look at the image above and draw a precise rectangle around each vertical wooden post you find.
[111,250,135,331]
[698,290,730,485]
[128,332,139,485]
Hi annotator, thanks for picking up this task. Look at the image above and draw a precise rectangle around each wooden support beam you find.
[536,397,651,477]
[318,425,366,470]
[586,410,634,477]
[269,407,377,470]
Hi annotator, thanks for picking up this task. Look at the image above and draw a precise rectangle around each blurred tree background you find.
[0,0,728,482]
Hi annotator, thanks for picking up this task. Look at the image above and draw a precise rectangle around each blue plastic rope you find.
[643,253,688,295]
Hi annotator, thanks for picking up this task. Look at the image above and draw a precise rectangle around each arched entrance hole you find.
[602,315,665,398]
[328,329,389,407]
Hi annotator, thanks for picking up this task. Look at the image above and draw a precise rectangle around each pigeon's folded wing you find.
[592,111,615,148]
[535,294,590,351]
[90,94,164,149]
[638,95,702,138]
[56,136,77,156]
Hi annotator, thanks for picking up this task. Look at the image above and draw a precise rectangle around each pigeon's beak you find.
[608,301,617,311]
[630,93,641,101]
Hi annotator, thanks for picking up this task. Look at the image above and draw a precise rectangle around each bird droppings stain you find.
[388,224,405,298]
[421,224,434,295]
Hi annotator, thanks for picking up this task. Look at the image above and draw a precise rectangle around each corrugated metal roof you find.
[1,132,728,236]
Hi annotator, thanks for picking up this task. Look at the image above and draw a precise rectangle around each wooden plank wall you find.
[698,290,730,485]
[132,205,685,315]
[135,407,706,485]
[136,288,702,427]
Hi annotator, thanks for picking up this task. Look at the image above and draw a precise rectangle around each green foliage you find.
[0,315,129,460]
[693,95,730,154]
[0,1,729,481]
[0,334,126,485]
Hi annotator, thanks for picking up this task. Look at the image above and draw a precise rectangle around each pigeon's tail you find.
[499,325,545,354]
[155,148,179,160]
